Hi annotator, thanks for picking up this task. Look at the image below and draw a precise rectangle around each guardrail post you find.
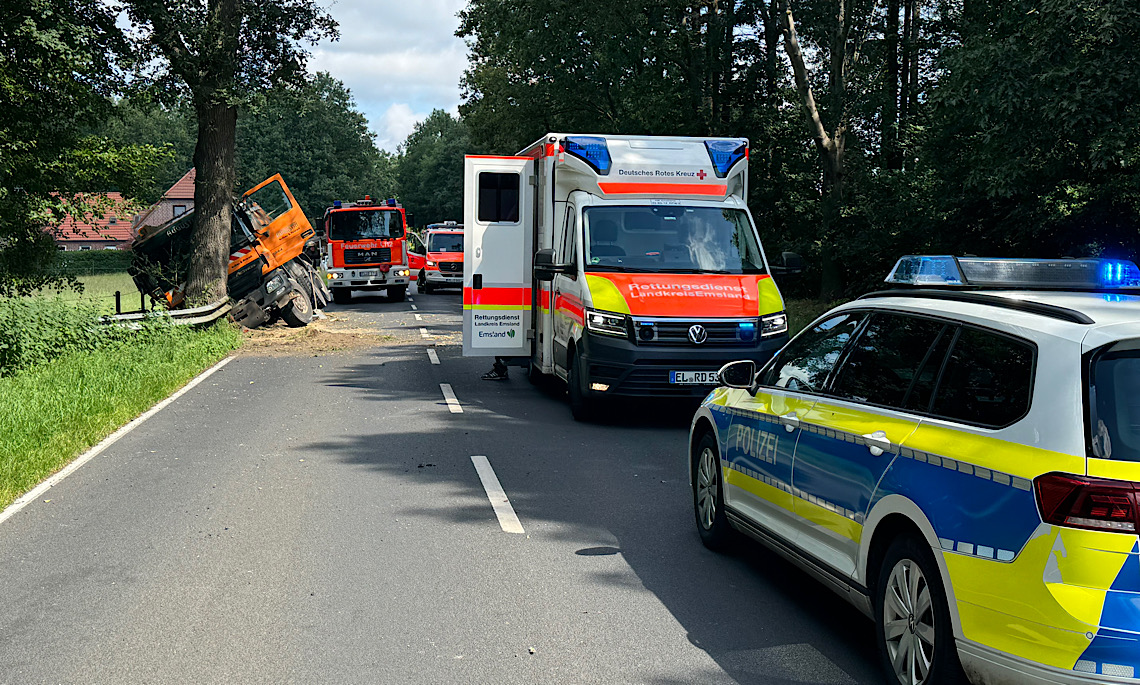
[115,291,121,315]
[141,292,146,312]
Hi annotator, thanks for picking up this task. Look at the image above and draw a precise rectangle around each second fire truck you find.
[322,196,411,303]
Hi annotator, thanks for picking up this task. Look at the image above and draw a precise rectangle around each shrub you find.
[53,250,134,276]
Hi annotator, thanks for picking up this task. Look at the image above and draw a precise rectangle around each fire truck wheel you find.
[281,288,313,328]
[332,289,352,304]
[567,350,596,422]
[386,286,407,302]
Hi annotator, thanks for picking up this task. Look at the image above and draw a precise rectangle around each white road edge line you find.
[419,327,430,339]
[414,313,423,321]
[440,383,463,413]
[0,355,235,527]
[470,456,525,534]
[427,348,440,365]
[410,304,418,310]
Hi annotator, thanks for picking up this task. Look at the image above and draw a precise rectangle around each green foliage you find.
[0,320,240,509]
[53,250,134,276]
[94,99,196,205]
[396,110,471,227]
[237,72,396,224]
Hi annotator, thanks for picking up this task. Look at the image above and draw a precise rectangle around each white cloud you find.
[310,0,469,151]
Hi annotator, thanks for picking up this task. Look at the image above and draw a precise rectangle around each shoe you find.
[482,369,509,380]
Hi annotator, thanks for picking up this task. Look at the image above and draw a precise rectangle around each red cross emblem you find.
[697,169,707,180]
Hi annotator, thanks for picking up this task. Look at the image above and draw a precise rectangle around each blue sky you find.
[309,0,470,152]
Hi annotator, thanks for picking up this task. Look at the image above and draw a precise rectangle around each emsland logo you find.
[507,329,516,338]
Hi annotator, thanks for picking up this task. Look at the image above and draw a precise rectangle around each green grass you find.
[784,297,850,336]
[0,322,241,510]
[33,272,141,315]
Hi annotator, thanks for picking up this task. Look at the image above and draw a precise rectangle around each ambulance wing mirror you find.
[533,249,576,282]
[717,360,757,391]
[770,252,805,277]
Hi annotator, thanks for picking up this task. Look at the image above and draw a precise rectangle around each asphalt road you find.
[0,284,884,684]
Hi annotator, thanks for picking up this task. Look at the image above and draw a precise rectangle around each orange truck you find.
[320,196,411,303]
[131,174,329,329]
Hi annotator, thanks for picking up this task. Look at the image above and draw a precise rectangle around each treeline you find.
[458,0,1140,296]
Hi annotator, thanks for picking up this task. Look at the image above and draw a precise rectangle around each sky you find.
[309,0,470,153]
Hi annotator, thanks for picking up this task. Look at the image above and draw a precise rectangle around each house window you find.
[173,205,187,217]
[79,245,92,251]
[108,215,117,224]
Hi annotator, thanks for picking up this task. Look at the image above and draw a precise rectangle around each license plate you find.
[356,270,378,277]
[670,370,718,385]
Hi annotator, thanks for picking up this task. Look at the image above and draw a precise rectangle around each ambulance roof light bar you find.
[563,136,611,175]
[704,139,747,178]
[885,255,1140,290]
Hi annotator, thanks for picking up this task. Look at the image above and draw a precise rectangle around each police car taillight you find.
[1035,472,1139,533]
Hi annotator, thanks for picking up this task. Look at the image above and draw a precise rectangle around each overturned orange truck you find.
[131,174,328,329]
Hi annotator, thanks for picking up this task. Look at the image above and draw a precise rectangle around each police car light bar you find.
[886,256,1140,289]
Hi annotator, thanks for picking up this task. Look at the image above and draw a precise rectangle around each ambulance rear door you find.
[462,156,535,357]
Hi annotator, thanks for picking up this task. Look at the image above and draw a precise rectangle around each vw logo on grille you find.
[688,324,708,344]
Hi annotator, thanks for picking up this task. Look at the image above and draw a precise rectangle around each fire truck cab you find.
[322,196,411,304]
[411,222,464,294]
[462,134,793,420]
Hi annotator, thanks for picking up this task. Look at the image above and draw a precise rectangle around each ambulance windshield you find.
[328,209,405,241]
[582,206,766,274]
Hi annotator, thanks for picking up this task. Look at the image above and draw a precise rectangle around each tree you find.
[122,0,337,302]
[395,110,471,227]
[236,73,396,224]
[0,0,165,296]
[95,99,197,204]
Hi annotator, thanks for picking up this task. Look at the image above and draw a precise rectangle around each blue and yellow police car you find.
[689,256,1140,685]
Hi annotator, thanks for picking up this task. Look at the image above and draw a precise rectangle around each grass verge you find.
[784,297,850,336]
[0,322,241,510]
[32,272,140,315]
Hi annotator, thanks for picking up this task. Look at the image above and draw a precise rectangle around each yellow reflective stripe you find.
[723,467,795,514]
[801,399,921,452]
[757,276,784,316]
[463,304,530,310]
[796,497,863,543]
[905,423,1084,482]
[585,274,631,314]
[1087,457,1140,481]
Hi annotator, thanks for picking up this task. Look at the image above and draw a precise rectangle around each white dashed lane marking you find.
[420,328,430,339]
[440,383,463,413]
[410,304,417,310]
[414,313,423,321]
[427,348,440,365]
[470,456,525,534]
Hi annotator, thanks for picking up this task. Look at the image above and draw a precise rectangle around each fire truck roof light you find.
[333,200,342,208]
[704,139,748,178]
[885,256,1140,289]
[387,198,397,206]
[563,136,611,175]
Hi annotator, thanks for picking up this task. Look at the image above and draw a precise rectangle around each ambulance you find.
[462,134,795,419]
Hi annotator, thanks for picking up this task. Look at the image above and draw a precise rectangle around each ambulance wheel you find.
[332,289,351,304]
[386,285,406,302]
[874,535,964,685]
[693,431,733,551]
[281,288,313,328]
[567,350,595,422]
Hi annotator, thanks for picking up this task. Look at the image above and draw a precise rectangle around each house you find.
[132,168,195,232]
[51,192,136,251]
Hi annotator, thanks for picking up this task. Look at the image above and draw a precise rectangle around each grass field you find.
[34,272,141,314]
[0,322,241,510]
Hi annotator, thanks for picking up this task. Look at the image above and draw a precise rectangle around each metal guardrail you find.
[104,298,232,327]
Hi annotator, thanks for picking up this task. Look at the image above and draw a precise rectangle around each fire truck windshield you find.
[582,206,767,274]
[328,209,405,241]
[427,233,463,253]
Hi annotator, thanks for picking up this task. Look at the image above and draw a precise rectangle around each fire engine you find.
[410,222,464,294]
[322,196,410,303]
[462,134,799,420]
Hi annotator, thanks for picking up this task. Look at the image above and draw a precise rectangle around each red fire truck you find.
[321,196,411,303]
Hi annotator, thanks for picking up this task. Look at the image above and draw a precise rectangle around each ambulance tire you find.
[281,288,313,328]
[386,285,406,302]
[332,289,352,304]
[567,350,596,422]
[693,431,733,551]
[420,274,433,294]
[874,535,964,685]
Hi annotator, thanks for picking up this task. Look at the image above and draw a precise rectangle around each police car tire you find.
[332,289,351,304]
[874,536,964,685]
[693,432,733,551]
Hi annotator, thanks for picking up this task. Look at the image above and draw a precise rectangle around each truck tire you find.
[567,349,596,422]
[332,288,352,304]
[386,285,407,302]
[281,288,313,327]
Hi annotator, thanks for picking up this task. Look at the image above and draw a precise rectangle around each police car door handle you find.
[780,412,800,432]
[862,431,892,457]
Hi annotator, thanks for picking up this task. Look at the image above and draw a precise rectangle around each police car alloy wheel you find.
[693,432,732,550]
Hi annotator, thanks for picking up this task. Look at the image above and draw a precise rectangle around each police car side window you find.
[759,313,864,393]
[829,313,948,409]
[929,327,1034,428]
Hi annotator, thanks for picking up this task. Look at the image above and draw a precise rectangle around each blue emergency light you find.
[564,136,611,175]
[886,256,1140,289]
[737,321,757,342]
[333,200,342,208]
[387,198,397,206]
[704,139,747,178]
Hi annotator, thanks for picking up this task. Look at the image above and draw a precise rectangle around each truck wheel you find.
[874,535,964,685]
[332,289,351,304]
[386,285,407,302]
[281,289,313,327]
[567,349,595,422]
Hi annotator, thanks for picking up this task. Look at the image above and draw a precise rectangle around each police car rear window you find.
[929,328,1034,428]
[1089,348,1140,462]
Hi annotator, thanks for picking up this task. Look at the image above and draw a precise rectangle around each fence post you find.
[141,291,146,313]
[115,291,121,315]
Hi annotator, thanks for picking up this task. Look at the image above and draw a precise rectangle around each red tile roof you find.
[165,168,196,200]
[52,192,136,243]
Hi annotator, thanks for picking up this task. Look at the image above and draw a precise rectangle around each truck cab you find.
[322,196,410,303]
[412,222,464,294]
[462,134,791,420]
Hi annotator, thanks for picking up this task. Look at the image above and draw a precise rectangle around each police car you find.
[689,256,1140,685]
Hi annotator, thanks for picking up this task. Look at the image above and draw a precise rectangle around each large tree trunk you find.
[187,100,237,303]
[884,0,901,169]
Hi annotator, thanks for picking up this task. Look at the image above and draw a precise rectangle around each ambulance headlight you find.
[426,260,436,267]
[761,312,788,337]
[586,309,628,337]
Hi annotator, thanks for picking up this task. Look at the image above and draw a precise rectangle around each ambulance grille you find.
[438,261,462,274]
[344,247,391,264]
[638,321,754,346]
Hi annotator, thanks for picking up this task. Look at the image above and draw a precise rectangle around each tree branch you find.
[779,0,833,154]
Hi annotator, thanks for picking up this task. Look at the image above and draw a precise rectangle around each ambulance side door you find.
[552,201,579,372]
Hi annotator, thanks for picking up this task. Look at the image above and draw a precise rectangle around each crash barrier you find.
[105,298,232,327]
